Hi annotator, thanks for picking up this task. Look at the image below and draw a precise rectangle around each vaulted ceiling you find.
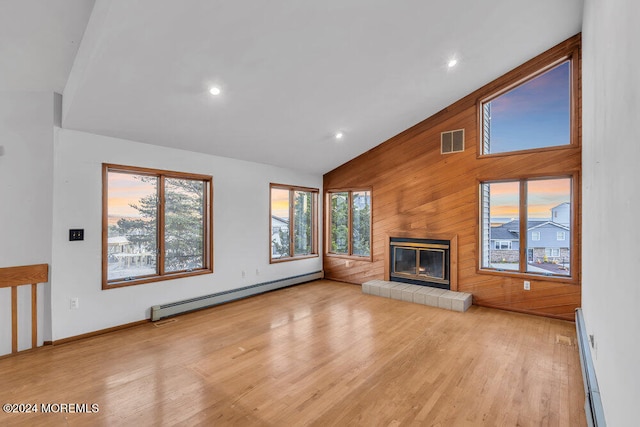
[2,0,584,174]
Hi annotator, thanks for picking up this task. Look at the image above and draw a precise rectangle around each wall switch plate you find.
[70,297,79,309]
[524,281,531,290]
[69,229,84,241]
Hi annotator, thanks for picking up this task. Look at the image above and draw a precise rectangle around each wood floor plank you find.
[0,280,585,426]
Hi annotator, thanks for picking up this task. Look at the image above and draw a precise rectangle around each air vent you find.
[441,129,465,154]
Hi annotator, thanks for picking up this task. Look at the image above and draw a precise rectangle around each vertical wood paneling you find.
[323,34,582,321]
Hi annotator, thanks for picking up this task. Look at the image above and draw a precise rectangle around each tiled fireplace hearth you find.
[362,280,472,312]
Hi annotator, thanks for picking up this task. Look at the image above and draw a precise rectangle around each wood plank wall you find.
[323,34,582,321]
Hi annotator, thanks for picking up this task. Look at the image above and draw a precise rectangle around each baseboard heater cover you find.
[150,271,323,321]
[575,308,606,427]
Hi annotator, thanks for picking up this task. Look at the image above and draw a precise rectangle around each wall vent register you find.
[441,129,464,154]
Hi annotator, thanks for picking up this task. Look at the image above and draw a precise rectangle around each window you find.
[327,189,371,258]
[270,184,318,262]
[480,177,572,277]
[557,231,566,241]
[545,248,560,258]
[494,240,512,250]
[103,164,212,288]
[481,60,572,155]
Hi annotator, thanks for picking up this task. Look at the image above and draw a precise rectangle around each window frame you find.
[531,231,541,241]
[557,231,566,241]
[478,174,577,282]
[325,188,373,261]
[269,183,319,264]
[102,163,213,289]
[477,45,580,159]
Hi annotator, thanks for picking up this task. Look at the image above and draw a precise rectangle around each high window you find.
[480,177,572,277]
[103,164,212,288]
[327,189,371,258]
[481,60,572,155]
[270,184,318,262]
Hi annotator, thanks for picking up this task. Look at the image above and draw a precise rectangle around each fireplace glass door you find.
[390,240,449,288]
[394,247,417,275]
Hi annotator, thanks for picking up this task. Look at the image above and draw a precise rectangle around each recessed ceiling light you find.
[209,86,221,96]
[335,132,344,140]
[448,59,458,68]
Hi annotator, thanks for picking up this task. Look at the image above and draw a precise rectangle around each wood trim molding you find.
[51,320,150,346]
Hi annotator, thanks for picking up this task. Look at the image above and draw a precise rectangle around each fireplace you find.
[390,238,450,289]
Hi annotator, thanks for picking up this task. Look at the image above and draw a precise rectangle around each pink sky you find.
[489,178,570,218]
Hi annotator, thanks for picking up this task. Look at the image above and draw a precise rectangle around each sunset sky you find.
[271,188,289,219]
[488,178,570,219]
[488,61,570,154]
[108,173,157,218]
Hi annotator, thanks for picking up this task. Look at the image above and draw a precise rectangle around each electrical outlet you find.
[524,281,530,291]
[70,297,79,309]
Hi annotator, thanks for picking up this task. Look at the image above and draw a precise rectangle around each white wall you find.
[0,92,54,354]
[50,128,322,340]
[582,0,640,425]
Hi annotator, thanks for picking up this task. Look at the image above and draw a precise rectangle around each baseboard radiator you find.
[150,271,323,321]
[575,308,606,427]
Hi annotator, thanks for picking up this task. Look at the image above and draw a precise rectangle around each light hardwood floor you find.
[0,280,586,426]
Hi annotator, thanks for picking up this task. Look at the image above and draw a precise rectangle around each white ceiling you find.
[4,0,584,174]
[0,0,95,92]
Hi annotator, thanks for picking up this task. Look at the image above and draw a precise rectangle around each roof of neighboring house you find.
[491,226,518,240]
[108,236,130,245]
[271,215,289,226]
[490,220,568,240]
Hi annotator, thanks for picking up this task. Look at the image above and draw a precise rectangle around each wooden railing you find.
[0,264,48,354]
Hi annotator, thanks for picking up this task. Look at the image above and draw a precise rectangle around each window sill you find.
[325,253,373,262]
[270,254,319,264]
[103,269,213,289]
[476,268,578,285]
[477,143,579,160]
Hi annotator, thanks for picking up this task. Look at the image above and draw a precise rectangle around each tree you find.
[109,177,205,272]
[293,191,312,255]
[351,194,370,256]
[330,192,349,253]
[329,191,370,256]
[272,226,290,258]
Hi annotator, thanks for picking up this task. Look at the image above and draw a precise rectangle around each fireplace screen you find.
[390,240,449,287]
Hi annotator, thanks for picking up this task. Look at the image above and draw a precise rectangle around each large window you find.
[481,60,572,155]
[480,177,572,277]
[103,164,212,288]
[327,189,371,258]
[270,184,318,262]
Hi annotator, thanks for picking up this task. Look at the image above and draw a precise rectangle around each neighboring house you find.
[490,204,571,265]
[551,202,570,227]
[107,235,131,256]
[271,215,289,256]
